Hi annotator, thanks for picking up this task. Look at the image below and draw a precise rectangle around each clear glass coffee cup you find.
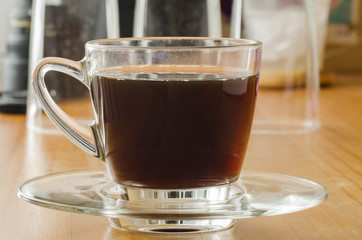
[32,37,261,231]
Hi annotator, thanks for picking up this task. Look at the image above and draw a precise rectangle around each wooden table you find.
[0,74,361,239]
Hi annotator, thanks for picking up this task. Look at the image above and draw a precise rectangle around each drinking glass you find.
[133,0,326,134]
[242,0,330,134]
[26,0,120,133]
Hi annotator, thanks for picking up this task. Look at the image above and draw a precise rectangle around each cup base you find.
[109,218,235,233]
[104,183,241,233]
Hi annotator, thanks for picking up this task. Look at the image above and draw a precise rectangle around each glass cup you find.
[32,37,261,232]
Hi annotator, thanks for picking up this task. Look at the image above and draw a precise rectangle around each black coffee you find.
[90,68,258,188]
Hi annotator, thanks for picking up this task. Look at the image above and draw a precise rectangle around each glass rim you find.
[86,37,262,51]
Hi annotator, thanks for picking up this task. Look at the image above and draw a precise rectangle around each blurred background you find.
[117,0,362,74]
[0,0,361,114]
[324,0,362,72]
[1,0,361,77]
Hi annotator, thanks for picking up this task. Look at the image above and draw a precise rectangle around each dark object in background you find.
[0,0,32,114]
[118,0,135,37]
[0,90,27,114]
[0,0,136,114]
[144,0,209,36]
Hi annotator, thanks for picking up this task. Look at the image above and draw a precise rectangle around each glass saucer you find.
[17,169,327,233]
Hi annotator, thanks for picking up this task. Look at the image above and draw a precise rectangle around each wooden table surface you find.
[0,74,361,240]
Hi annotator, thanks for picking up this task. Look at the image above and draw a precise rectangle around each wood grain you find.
[0,74,361,239]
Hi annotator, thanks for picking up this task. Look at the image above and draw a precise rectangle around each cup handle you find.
[32,57,104,160]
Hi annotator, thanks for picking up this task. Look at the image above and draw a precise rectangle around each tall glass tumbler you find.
[132,0,326,134]
[242,0,330,134]
[26,0,120,133]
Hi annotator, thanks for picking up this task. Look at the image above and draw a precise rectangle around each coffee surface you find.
[90,68,258,188]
